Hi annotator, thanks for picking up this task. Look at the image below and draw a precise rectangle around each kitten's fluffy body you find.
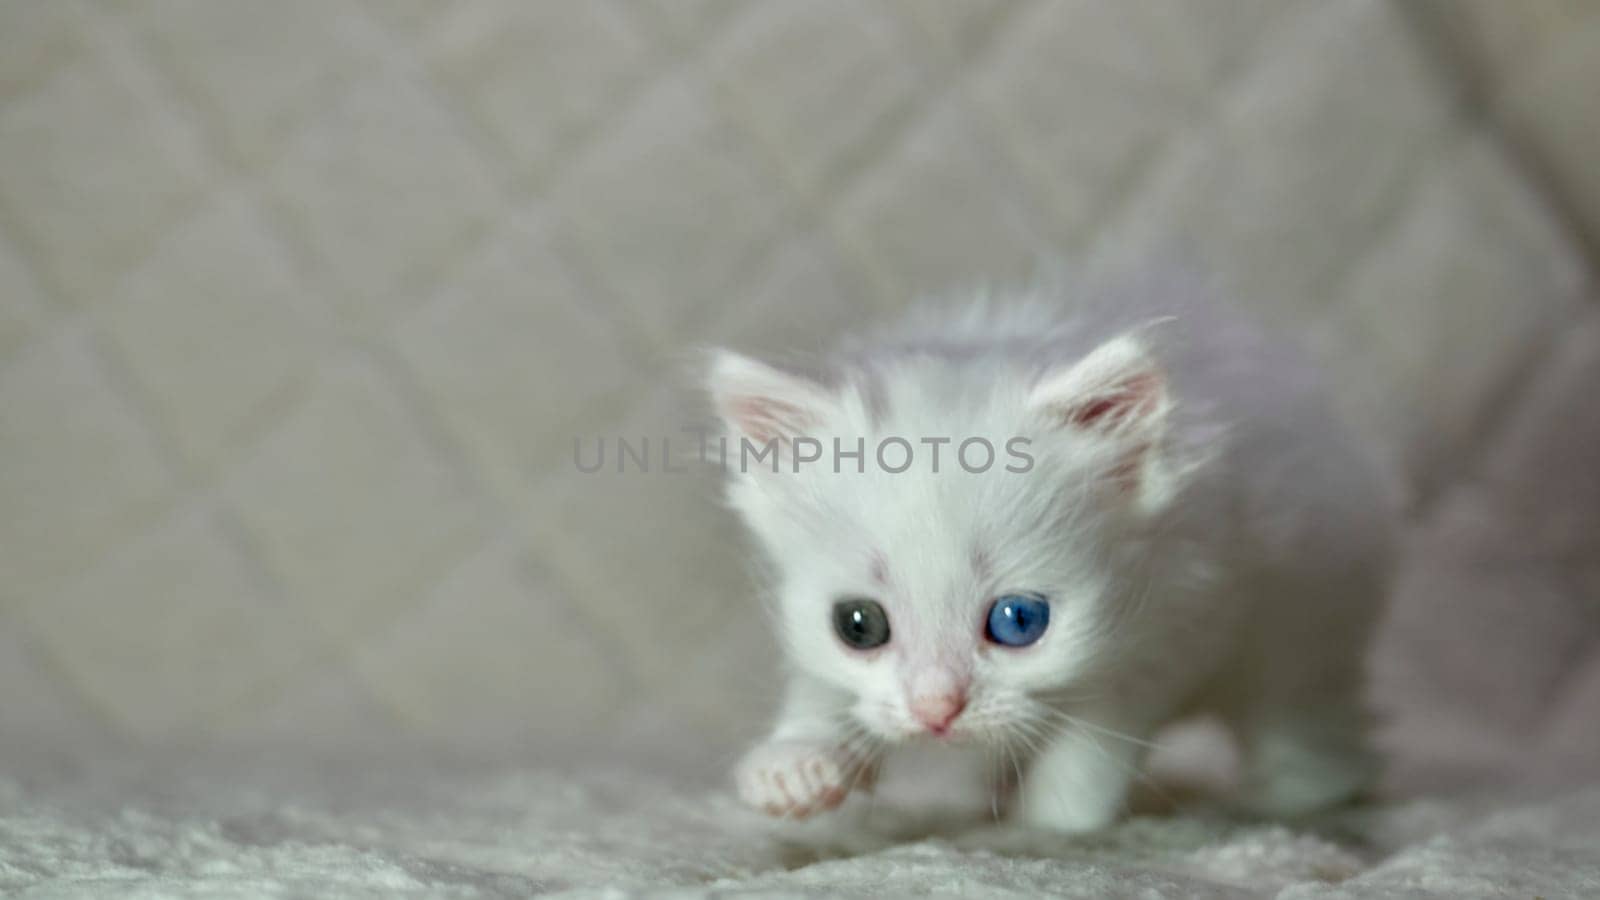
[709,287,1396,832]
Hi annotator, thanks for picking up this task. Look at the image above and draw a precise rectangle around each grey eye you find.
[832,597,890,650]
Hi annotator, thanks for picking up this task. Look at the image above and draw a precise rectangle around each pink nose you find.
[909,693,967,734]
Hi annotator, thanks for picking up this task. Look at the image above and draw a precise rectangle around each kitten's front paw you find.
[735,740,865,819]
[1017,728,1138,833]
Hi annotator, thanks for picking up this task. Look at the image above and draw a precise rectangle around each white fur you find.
[707,285,1397,831]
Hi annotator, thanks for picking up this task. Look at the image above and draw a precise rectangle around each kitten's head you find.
[707,333,1182,745]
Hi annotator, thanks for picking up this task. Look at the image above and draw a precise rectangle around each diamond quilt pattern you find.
[1,0,1597,782]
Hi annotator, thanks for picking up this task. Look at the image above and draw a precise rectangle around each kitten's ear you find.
[706,350,835,445]
[1028,334,1168,435]
[1028,334,1172,502]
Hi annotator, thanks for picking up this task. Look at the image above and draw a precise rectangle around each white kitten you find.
[706,285,1396,832]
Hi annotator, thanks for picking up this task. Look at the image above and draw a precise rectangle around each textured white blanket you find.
[5,760,1597,898]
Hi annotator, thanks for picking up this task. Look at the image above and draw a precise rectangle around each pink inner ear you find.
[732,396,814,444]
[1063,372,1162,429]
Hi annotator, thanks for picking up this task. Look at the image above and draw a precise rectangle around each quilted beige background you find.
[2,0,1598,784]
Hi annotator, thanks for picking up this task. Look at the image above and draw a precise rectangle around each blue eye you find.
[986,593,1050,647]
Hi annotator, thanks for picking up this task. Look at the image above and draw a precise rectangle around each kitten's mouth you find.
[900,723,980,745]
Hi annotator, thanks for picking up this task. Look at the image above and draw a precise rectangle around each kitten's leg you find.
[735,676,874,819]
[1232,695,1377,819]
[1016,712,1150,833]
[1223,495,1390,819]
[1227,564,1386,818]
